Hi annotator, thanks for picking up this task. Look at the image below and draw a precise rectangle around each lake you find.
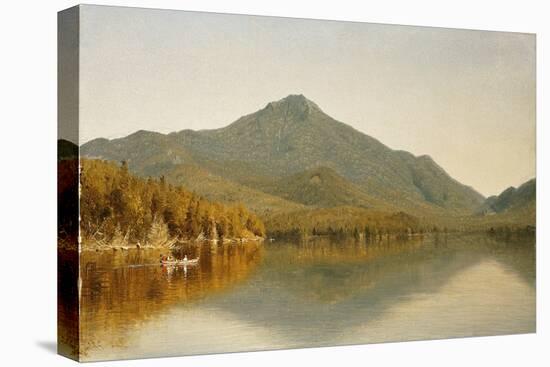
[75,233,535,361]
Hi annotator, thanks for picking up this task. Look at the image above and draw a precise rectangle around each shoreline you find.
[79,235,265,252]
[62,227,535,253]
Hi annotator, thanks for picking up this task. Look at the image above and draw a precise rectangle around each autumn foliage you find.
[80,159,265,248]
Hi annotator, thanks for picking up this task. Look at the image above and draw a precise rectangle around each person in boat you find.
[161,254,174,262]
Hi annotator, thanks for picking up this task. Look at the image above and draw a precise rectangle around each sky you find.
[75,5,535,197]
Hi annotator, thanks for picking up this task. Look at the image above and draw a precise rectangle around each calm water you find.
[77,234,535,361]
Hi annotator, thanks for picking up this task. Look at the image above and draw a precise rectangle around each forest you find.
[79,159,265,249]
[266,206,425,240]
[59,154,534,252]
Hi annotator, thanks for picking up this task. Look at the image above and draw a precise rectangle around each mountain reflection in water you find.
[78,234,535,361]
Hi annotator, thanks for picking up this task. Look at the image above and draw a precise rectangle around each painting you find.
[58,5,536,362]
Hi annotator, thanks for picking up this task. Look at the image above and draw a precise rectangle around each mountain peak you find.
[264,94,322,118]
[282,93,308,103]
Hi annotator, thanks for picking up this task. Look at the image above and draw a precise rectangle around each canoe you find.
[160,258,200,266]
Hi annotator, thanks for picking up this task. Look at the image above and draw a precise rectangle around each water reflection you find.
[79,243,263,358]
[58,249,80,359]
[79,234,535,361]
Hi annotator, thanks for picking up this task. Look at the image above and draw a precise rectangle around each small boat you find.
[160,257,200,266]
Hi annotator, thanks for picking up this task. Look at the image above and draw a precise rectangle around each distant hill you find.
[82,94,485,217]
[262,166,391,209]
[477,179,535,221]
[155,162,306,216]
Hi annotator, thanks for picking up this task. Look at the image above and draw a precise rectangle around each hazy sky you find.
[78,5,535,197]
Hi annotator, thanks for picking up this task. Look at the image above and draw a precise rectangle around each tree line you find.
[80,159,265,248]
[265,207,426,240]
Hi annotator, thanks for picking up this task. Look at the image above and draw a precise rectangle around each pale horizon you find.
[75,5,535,197]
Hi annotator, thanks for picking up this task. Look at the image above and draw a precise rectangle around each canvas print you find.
[58,5,536,362]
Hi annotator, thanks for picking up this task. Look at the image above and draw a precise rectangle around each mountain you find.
[153,162,306,215]
[261,166,391,209]
[82,94,484,216]
[477,179,536,218]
